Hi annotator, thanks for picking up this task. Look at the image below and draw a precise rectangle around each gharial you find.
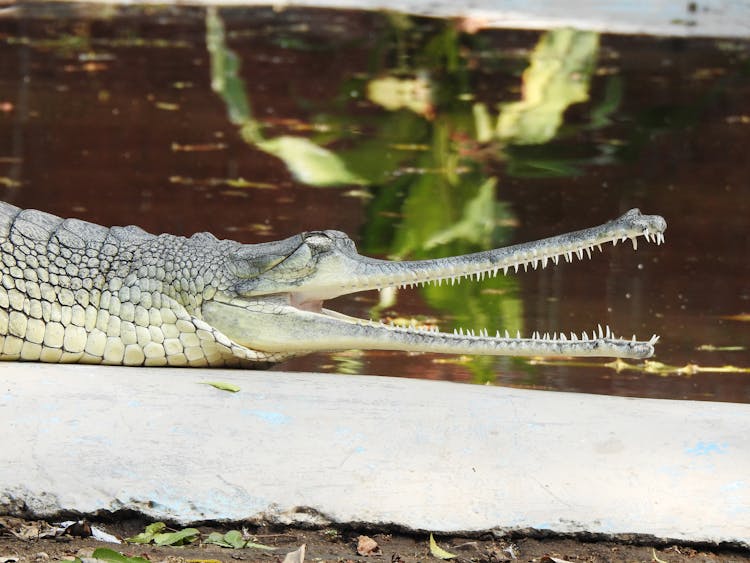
[0,202,666,367]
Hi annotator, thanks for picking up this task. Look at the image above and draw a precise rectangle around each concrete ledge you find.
[33,0,750,38]
[1,362,748,546]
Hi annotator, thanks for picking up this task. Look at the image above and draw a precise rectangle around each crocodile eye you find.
[303,232,335,251]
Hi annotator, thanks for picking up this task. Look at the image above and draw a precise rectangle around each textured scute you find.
[0,204,265,367]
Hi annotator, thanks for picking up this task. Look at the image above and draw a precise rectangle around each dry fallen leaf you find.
[171,142,227,152]
[0,518,58,540]
[429,534,456,560]
[282,544,306,563]
[540,556,574,563]
[356,535,381,556]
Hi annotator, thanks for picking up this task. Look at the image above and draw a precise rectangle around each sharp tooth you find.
[605,325,611,338]
[632,334,636,342]
[571,332,578,341]
[565,251,572,262]
[612,238,618,246]
[650,334,660,344]
[585,247,592,259]
[504,330,510,338]
[598,324,604,338]
[631,237,638,250]
[582,331,589,341]
[516,330,521,339]
[542,256,549,268]
[597,244,603,252]
[560,333,567,341]
[576,249,583,260]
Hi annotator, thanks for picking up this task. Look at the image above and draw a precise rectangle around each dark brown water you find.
[1,5,748,402]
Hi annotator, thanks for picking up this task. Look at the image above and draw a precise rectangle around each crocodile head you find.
[201,209,666,362]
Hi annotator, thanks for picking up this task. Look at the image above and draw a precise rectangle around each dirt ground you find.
[1,518,749,563]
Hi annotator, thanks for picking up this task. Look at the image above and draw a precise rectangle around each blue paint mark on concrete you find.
[685,441,728,457]
[721,480,747,492]
[243,409,290,426]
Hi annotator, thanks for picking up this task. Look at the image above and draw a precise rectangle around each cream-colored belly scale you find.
[0,202,261,367]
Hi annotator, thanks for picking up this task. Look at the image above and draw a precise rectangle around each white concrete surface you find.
[1,362,749,546]
[41,0,750,38]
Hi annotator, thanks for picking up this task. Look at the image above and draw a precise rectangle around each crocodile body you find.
[0,202,666,367]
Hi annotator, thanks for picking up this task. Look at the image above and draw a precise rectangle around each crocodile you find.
[0,202,665,367]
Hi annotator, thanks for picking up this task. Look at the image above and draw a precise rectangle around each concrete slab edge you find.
[1,363,749,547]
[24,0,750,38]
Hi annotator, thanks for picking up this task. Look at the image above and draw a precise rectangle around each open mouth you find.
[205,209,666,361]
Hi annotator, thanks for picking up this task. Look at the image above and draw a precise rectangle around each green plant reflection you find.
[206,9,603,381]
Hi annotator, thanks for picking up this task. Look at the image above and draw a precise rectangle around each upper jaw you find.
[274,208,666,302]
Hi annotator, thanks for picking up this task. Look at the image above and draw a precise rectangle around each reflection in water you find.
[205,11,608,383]
[0,6,748,401]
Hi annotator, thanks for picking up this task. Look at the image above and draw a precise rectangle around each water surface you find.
[1,5,748,401]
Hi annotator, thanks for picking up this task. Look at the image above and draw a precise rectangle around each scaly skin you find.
[0,202,666,367]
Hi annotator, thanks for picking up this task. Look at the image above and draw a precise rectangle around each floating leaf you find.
[696,344,745,352]
[533,358,750,376]
[225,178,276,189]
[155,102,180,111]
[429,534,456,560]
[721,313,750,322]
[171,142,227,152]
[202,381,241,393]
